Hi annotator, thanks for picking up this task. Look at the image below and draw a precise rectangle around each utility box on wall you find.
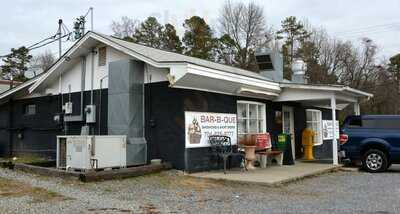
[85,105,96,123]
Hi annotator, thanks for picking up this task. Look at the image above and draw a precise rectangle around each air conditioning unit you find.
[56,135,127,171]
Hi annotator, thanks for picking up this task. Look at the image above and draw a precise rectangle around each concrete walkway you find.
[189,161,341,186]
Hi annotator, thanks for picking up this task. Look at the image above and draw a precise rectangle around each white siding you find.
[42,45,169,95]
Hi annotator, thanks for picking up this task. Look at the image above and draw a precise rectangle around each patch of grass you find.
[0,177,71,203]
[127,171,223,192]
[8,155,48,164]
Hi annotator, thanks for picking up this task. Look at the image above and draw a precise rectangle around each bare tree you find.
[29,50,55,77]
[219,1,273,70]
[110,16,139,38]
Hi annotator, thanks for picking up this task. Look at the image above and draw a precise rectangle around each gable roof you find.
[28,31,276,94]
[0,75,40,102]
[95,32,272,81]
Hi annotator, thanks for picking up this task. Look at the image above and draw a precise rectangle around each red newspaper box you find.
[256,133,271,149]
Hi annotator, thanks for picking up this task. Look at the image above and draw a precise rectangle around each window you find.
[24,104,36,115]
[98,47,107,66]
[348,117,362,127]
[237,101,266,136]
[306,109,323,145]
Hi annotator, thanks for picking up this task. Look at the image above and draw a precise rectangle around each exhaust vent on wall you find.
[255,48,283,82]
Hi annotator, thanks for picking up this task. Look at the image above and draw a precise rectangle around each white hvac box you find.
[57,135,127,171]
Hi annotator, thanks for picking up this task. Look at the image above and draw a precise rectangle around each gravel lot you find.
[1,165,400,214]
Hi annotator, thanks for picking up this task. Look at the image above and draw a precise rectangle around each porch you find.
[189,161,340,186]
[276,83,373,165]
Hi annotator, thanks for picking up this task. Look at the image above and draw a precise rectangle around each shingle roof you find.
[95,32,272,81]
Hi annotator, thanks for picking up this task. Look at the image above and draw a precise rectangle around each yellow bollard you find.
[302,128,315,161]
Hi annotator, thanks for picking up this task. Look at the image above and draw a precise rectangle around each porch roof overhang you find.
[274,83,373,110]
[168,63,281,100]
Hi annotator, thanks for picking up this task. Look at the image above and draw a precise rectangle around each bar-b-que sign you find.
[185,111,237,148]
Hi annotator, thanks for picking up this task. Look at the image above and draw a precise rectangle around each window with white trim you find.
[237,101,266,136]
[306,109,323,145]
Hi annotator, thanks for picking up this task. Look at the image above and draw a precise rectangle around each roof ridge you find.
[93,31,270,80]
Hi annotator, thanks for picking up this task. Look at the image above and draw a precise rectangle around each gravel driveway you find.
[1,165,400,214]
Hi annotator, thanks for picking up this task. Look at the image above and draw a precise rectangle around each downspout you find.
[81,56,86,118]
[90,49,95,105]
[98,75,108,135]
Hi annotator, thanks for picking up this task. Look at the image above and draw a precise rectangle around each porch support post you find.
[354,101,360,115]
[331,95,339,165]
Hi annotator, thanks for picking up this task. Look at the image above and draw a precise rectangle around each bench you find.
[254,133,283,168]
[257,150,283,167]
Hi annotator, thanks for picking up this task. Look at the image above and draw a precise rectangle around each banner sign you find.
[322,120,340,140]
[185,111,237,148]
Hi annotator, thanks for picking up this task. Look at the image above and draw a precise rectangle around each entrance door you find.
[282,106,295,159]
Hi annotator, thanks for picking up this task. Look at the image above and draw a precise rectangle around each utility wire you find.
[335,22,400,34]
[27,34,58,49]
[29,33,71,51]
[83,7,91,18]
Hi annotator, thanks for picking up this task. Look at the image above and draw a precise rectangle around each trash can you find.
[277,133,295,165]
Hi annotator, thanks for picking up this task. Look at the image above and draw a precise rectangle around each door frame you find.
[282,106,295,159]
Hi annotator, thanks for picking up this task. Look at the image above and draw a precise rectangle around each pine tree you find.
[161,24,183,53]
[277,16,310,79]
[1,46,32,82]
[182,16,217,60]
[131,17,164,49]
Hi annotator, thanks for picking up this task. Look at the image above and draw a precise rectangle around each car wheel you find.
[362,149,388,173]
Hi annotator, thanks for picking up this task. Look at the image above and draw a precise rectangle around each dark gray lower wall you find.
[0,80,338,170]
[144,81,335,172]
[0,89,108,158]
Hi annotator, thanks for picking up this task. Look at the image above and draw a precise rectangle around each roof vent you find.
[255,54,274,70]
[255,48,283,82]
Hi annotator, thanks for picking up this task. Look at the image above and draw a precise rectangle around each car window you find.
[348,117,362,127]
[344,117,362,128]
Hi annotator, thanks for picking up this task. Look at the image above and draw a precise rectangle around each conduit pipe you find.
[98,75,108,135]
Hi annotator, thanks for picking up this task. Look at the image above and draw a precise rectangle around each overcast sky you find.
[1,0,399,60]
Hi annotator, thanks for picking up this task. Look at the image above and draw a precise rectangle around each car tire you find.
[362,149,388,173]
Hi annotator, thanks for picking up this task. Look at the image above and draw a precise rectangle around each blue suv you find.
[340,115,400,172]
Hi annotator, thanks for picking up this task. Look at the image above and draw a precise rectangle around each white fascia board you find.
[343,86,373,98]
[186,63,281,92]
[280,83,373,99]
[90,33,185,68]
[280,83,343,92]
[334,93,357,103]
[275,89,334,102]
[173,85,279,101]
[28,32,186,94]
